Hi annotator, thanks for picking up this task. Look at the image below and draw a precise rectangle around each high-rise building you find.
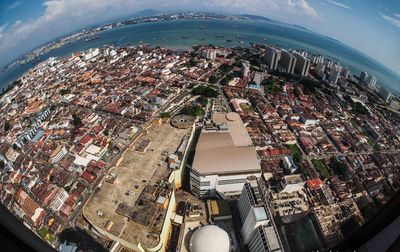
[326,60,334,69]
[378,87,393,103]
[316,63,326,79]
[341,67,350,79]
[312,55,324,64]
[299,50,308,58]
[264,47,281,70]
[329,68,341,84]
[279,50,297,74]
[360,71,368,82]
[237,177,284,252]
[366,75,377,87]
[293,52,310,76]
[202,49,217,60]
[241,60,251,78]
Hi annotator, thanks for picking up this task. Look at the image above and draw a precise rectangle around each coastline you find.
[1,18,399,96]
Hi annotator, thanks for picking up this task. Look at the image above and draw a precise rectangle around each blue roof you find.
[31,129,44,143]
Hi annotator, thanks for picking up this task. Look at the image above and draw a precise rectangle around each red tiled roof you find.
[306,178,323,189]
[81,170,96,183]
[79,134,93,146]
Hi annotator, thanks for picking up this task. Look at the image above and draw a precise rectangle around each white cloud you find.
[287,0,319,19]
[0,23,8,39]
[6,0,22,10]
[326,0,350,10]
[380,12,400,28]
[395,13,400,19]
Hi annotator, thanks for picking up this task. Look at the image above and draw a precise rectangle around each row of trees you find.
[191,85,219,98]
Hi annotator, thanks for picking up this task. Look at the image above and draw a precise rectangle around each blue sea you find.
[1,19,399,95]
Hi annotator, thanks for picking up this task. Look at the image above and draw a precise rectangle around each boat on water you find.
[199,25,207,29]
[215,34,225,38]
[85,35,100,42]
[226,39,232,42]
[182,35,189,39]
[198,38,205,41]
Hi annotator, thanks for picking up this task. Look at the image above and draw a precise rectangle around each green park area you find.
[312,159,329,177]
[38,227,55,243]
[239,103,254,112]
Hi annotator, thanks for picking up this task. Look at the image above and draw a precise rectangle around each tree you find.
[72,113,82,127]
[197,96,208,107]
[181,106,205,117]
[189,59,197,67]
[59,89,70,95]
[331,157,349,180]
[299,77,320,93]
[209,75,218,84]
[0,160,5,170]
[104,128,110,136]
[352,102,369,115]
[160,112,171,118]
[219,63,233,73]
[4,121,11,132]
[191,86,219,98]
[262,76,275,86]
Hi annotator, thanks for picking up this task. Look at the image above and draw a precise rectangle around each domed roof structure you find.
[189,225,230,252]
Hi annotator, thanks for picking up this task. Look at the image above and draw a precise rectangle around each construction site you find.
[83,122,192,251]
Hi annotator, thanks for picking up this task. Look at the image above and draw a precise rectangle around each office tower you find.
[326,60,334,69]
[378,87,392,103]
[264,47,281,70]
[202,49,216,60]
[238,177,284,252]
[316,63,326,79]
[360,71,368,82]
[312,55,324,64]
[300,50,308,58]
[341,67,350,79]
[366,75,377,87]
[242,60,251,78]
[329,68,341,84]
[279,50,297,74]
[293,52,310,76]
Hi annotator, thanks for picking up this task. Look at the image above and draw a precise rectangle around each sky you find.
[0,0,399,75]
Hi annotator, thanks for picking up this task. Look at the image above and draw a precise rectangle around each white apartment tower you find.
[312,55,324,64]
[366,75,377,87]
[279,50,297,74]
[242,61,251,78]
[293,52,310,76]
[264,47,281,70]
